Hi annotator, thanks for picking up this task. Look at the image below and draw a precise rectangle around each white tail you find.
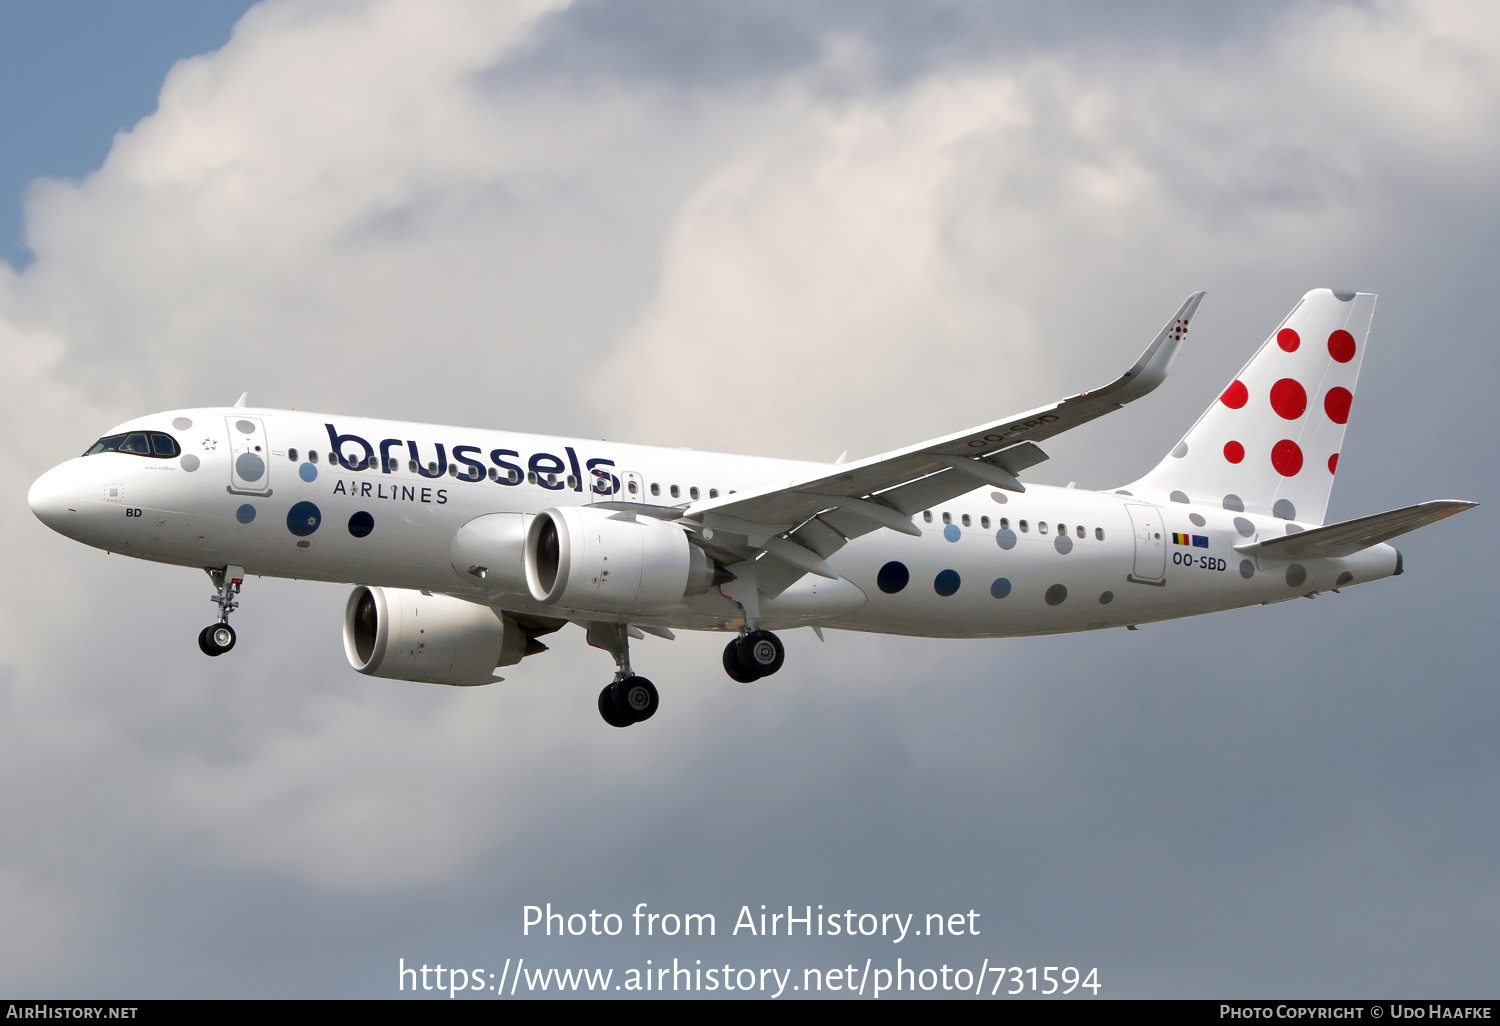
[1119,289,1376,525]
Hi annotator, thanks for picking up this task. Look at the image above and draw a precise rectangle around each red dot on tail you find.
[1328,329,1356,363]
[1271,439,1304,477]
[1269,378,1307,420]
[1328,453,1339,474]
[1221,380,1249,409]
[1224,441,1245,464]
[1324,386,1353,424]
[1277,328,1300,352]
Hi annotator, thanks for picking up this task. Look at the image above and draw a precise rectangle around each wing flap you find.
[1235,500,1478,560]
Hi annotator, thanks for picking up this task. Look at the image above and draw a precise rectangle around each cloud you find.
[0,0,1495,995]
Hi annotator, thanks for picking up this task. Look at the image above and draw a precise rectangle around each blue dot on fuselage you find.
[348,511,374,538]
[943,524,961,542]
[876,561,909,594]
[299,462,318,482]
[990,578,1012,599]
[934,569,961,596]
[287,500,321,537]
[236,504,256,524]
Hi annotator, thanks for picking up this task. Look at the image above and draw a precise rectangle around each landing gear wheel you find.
[198,622,236,657]
[742,629,784,677]
[615,676,659,722]
[598,685,633,728]
[723,638,761,682]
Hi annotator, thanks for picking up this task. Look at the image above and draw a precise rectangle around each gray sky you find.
[0,0,1495,998]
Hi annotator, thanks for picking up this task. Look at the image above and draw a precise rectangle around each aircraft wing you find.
[1234,500,1478,561]
[677,292,1206,592]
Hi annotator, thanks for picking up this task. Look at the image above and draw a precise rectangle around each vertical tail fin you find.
[1120,289,1376,525]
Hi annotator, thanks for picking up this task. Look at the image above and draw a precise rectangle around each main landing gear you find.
[198,564,244,657]
[587,622,660,728]
[722,629,784,683]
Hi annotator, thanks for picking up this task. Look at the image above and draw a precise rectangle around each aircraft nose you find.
[28,463,81,533]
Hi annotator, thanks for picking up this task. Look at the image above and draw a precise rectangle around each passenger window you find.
[999,517,1009,530]
[628,480,639,495]
[942,512,952,525]
[289,447,299,462]
[1095,527,1105,541]
[670,484,680,498]
[310,451,319,464]
[488,467,499,482]
[690,486,700,500]
[448,464,459,477]
[121,433,150,454]
[961,514,971,527]
[1057,523,1066,535]
[408,459,418,472]
[981,516,990,529]
[1076,525,1085,539]
[1038,521,1048,535]
[567,475,577,490]
[650,483,660,497]
[528,472,537,484]
[709,488,719,499]
[923,511,933,523]
[1019,520,1029,533]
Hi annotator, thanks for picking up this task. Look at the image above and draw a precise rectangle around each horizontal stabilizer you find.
[1235,500,1478,561]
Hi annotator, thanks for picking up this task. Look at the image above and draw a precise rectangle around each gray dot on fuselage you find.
[990,491,1008,504]
[1286,563,1307,588]
[1273,499,1296,520]
[1234,517,1255,537]
[1189,513,1206,527]
[1170,490,1190,504]
[1099,591,1114,604]
[1223,494,1245,512]
[1171,441,1189,458]
[236,419,255,435]
[995,529,1017,550]
[235,452,265,482]
[1115,489,1133,496]
[1045,584,1068,606]
[180,454,200,472]
[1054,535,1073,554]
[1333,290,1356,301]
[1240,559,1255,579]
[1285,523,1304,535]
[172,417,192,431]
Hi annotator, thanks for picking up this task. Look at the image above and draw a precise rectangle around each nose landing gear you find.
[722,629,784,682]
[198,565,243,657]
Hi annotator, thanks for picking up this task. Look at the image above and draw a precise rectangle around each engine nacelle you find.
[524,505,715,615]
[343,586,525,686]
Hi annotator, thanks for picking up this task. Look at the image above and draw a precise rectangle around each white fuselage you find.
[29,406,1400,638]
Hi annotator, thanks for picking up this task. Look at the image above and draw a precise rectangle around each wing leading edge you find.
[666,292,1207,595]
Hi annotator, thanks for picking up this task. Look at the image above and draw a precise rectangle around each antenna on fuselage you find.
[233,392,248,408]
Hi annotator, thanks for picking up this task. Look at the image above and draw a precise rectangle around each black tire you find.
[723,638,760,682]
[598,685,633,728]
[615,676,659,722]
[742,629,784,676]
[198,623,236,657]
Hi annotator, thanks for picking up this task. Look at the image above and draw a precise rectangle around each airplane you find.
[27,288,1476,727]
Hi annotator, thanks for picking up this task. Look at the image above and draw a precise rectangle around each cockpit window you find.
[83,432,182,459]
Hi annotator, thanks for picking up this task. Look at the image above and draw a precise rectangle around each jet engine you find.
[524,506,716,615]
[343,586,526,686]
